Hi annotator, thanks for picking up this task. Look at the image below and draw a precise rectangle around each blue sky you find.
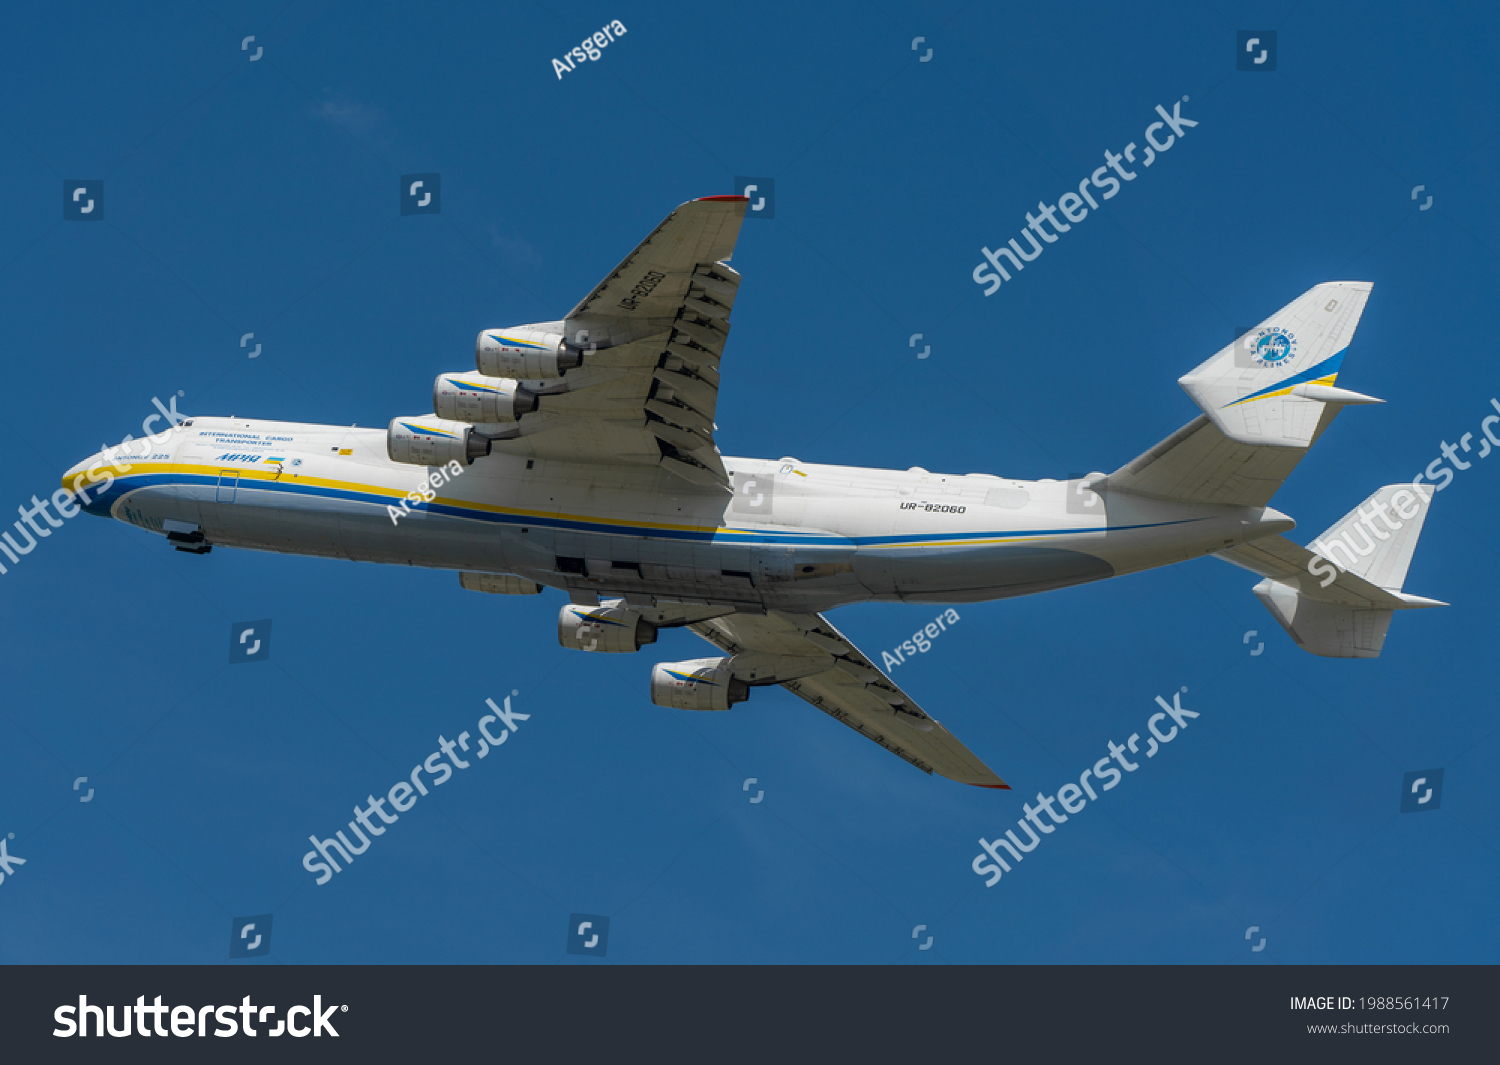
[1,0,1497,964]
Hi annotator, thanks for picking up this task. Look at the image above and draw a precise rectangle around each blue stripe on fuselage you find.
[97,470,1204,548]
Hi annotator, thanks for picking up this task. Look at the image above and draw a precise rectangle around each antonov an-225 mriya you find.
[63,195,1443,789]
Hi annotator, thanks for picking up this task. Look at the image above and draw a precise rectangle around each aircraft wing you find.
[687,610,1009,788]
[492,196,748,487]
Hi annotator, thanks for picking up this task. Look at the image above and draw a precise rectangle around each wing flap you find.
[491,198,745,486]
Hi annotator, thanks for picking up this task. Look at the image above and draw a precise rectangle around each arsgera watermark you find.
[552,20,627,79]
[387,460,465,525]
[882,608,960,670]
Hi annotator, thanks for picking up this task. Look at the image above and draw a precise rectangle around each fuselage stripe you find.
[76,463,1204,549]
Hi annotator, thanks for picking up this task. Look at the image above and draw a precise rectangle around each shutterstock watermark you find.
[1306,396,1500,586]
[0,837,25,887]
[971,688,1198,887]
[302,693,529,884]
[2,395,187,576]
[54,994,343,1038]
[972,98,1198,295]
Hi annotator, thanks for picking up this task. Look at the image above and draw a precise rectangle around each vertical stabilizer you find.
[1306,484,1434,592]
[1179,281,1375,448]
[1244,483,1443,659]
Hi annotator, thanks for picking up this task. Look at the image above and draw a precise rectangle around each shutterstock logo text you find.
[55,994,343,1038]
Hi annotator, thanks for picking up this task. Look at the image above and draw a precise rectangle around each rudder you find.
[1248,483,1444,659]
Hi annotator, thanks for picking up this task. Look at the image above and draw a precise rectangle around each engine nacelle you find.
[650,657,749,712]
[557,604,658,653]
[433,373,539,424]
[386,416,492,467]
[476,324,583,379]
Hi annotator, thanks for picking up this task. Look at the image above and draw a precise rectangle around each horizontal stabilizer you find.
[1215,484,1443,658]
[1100,415,1311,508]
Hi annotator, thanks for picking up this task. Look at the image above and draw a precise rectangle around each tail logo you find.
[1251,326,1298,367]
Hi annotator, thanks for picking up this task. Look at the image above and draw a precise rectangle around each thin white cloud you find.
[310,94,385,137]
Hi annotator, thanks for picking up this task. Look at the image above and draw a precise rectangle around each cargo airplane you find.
[63,196,1443,788]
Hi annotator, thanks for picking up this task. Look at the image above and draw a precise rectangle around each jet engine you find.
[386,416,491,467]
[476,324,583,379]
[650,657,749,712]
[432,373,539,424]
[557,603,658,653]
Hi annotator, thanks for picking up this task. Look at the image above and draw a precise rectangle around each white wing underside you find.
[686,610,1008,788]
[481,198,1004,784]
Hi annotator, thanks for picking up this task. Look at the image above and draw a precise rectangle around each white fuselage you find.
[66,415,1295,611]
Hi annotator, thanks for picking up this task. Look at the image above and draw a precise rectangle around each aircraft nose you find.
[60,451,114,516]
[61,453,95,492]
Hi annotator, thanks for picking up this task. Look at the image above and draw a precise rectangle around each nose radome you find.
[60,453,117,517]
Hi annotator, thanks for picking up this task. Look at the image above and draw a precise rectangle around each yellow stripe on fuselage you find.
[860,533,1091,550]
[67,460,850,541]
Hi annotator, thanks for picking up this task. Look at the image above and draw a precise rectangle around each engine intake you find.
[476,324,583,379]
[650,658,749,712]
[387,416,491,467]
[433,373,538,424]
[557,604,658,653]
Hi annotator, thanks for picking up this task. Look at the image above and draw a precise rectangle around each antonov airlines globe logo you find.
[1252,326,1297,367]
